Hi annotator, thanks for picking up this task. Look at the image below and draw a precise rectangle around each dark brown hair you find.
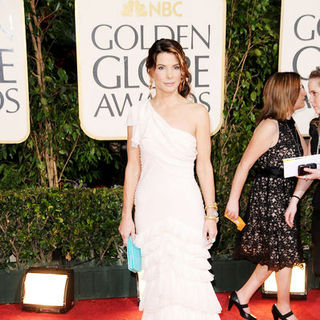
[309,67,320,129]
[309,67,320,86]
[258,72,301,121]
[146,39,191,98]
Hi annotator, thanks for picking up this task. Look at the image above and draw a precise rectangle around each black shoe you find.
[272,304,294,320]
[228,291,257,320]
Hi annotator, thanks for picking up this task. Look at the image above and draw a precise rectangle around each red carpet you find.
[1,290,319,319]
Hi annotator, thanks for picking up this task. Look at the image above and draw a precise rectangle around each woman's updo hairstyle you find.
[146,39,191,98]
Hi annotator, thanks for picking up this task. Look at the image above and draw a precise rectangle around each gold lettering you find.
[121,1,183,17]
[149,2,161,16]
[173,2,182,17]
[162,2,171,17]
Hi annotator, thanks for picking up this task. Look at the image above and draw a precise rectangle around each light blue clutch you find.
[127,236,141,273]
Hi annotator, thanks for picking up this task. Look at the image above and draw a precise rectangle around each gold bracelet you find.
[205,202,218,211]
[205,215,219,222]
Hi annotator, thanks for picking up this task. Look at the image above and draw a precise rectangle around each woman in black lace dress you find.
[225,72,307,320]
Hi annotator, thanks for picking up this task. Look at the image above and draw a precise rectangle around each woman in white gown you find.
[119,39,221,320]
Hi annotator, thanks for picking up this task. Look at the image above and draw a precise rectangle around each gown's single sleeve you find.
[126,102,146,148]
[126,105,136,126]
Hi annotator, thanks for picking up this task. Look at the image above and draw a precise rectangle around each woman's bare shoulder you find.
[184,102,209,118]
[180,103,208,129]
[256,118,278,130]
[254,118,278,140]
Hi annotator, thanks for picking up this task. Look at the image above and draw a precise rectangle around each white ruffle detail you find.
[135,217,221,320]
[126,99,150,147]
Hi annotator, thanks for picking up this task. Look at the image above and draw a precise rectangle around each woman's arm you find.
[194,106,217,242]
[284,178,313,226]
[284,133,314,227]
[118,126,141,245]
[226,119,279,220]
[195,106,215,211]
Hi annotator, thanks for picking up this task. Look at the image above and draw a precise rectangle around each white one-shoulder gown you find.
[127,99,221,320]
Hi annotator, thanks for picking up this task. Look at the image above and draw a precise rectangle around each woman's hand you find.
[298,168,320,180]
[118,216,135,246]
[203,218,218,244]
[225,199,239,221]
[284,198,299,228]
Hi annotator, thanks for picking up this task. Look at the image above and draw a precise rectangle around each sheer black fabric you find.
[309,118,320,155]
[309,118,320,276]
[235,119,304,271]
[309,119,320,210]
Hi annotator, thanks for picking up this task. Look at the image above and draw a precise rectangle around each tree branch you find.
[58,135,80,182]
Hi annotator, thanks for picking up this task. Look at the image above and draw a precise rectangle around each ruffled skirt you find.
[135,217,221,320]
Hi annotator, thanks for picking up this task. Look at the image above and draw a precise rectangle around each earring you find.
[148,79,153,90]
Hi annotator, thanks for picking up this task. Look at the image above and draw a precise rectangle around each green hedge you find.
[0,187,125,269]
[0,185,313,269]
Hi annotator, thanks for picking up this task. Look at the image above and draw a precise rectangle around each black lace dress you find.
[236,118,304,271]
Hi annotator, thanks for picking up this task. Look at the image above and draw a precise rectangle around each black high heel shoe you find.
[228,291,257,320]
[272,304,294,320]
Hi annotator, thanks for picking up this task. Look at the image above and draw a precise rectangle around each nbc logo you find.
[121,0,182,17]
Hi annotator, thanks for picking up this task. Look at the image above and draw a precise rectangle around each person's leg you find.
[275,267,297,320]
[236,264,272,313]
